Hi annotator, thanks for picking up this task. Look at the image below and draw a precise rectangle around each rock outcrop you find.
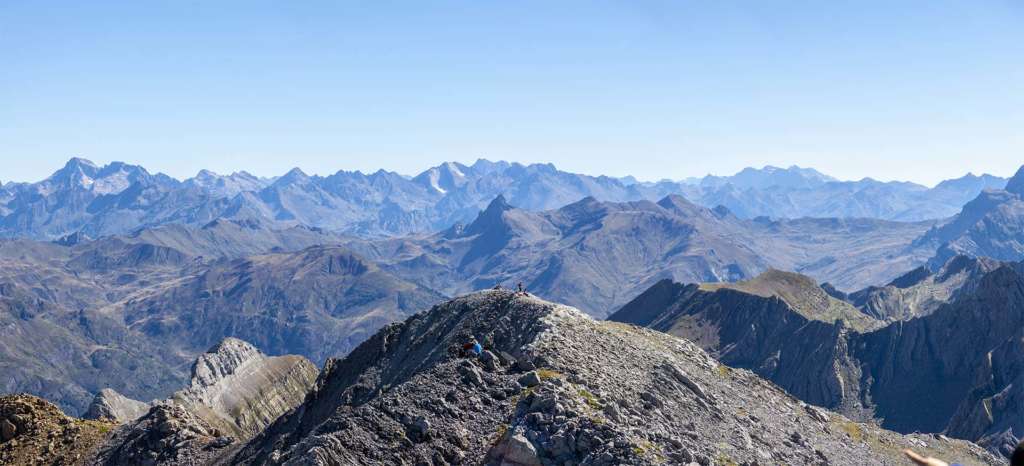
[84,389,151,423]
[946,328,1024,458]
[81,337,317,465]
[168,337,320,440]
[84,337,319,440]
[88,403,234,466]
[231,290,998,465]
[0,394,117,465]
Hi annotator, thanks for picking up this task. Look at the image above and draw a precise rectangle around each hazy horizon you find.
[3,1,1022,185]
[0,155,1015,188]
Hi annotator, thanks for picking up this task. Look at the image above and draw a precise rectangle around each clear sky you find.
[2,1,1022,185]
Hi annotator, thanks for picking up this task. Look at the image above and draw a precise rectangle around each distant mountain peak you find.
[275,167,311,185]
[1003,165,1024,195]
[195,169,219,179]
[486,194,511,210]
[44,157,102,190]
[463,195,514,236]
[657,194,704,216]
[64,156,98,170]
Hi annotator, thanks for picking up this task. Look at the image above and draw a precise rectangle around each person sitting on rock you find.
[461,338,483,357]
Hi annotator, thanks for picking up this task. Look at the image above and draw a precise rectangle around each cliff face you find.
[611,259,1024,456]
[78,337,318,465]
[609,278,870,417]
[945,328,1024,457]
[232,290,997,466]
[169,337,320,439]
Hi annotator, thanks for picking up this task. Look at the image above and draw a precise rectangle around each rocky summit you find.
[228,290,997,465]
[0,290,1004,465]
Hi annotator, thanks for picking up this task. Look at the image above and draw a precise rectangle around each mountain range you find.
[4,157,1024,464]
[6,162,1024,418]
[0,157,1007,240]
[352,194,935,316]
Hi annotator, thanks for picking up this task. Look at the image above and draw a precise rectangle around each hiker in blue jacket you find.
[461,338,482,357]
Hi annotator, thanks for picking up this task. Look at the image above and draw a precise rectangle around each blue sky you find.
[2,1,1022,185]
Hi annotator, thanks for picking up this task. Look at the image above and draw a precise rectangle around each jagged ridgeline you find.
[0,291,1002,465]
[0,157,1006,240]
[611,255,1024,458]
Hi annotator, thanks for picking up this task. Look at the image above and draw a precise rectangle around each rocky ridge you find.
[231,290,998,465]
[610,257,1024,456]
[84,337,319,442]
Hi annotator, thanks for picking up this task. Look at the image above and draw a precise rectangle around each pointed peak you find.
[284,167,308,177]
[190,337,264,388]
[657,194,700,212]
[64,157,98,170]
[47,157,100,185]
[486,194,512,212]
[275,167,311,185]
[463,195,515,236]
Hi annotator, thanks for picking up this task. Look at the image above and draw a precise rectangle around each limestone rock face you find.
[83,337,318,443]
[84,388,151,423]
[231,290,999,466]
[169,337,320,440]
[80,337,318,465]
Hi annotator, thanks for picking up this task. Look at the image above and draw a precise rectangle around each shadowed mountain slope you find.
[610,257,1024,456]
[918,166,1024,266]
